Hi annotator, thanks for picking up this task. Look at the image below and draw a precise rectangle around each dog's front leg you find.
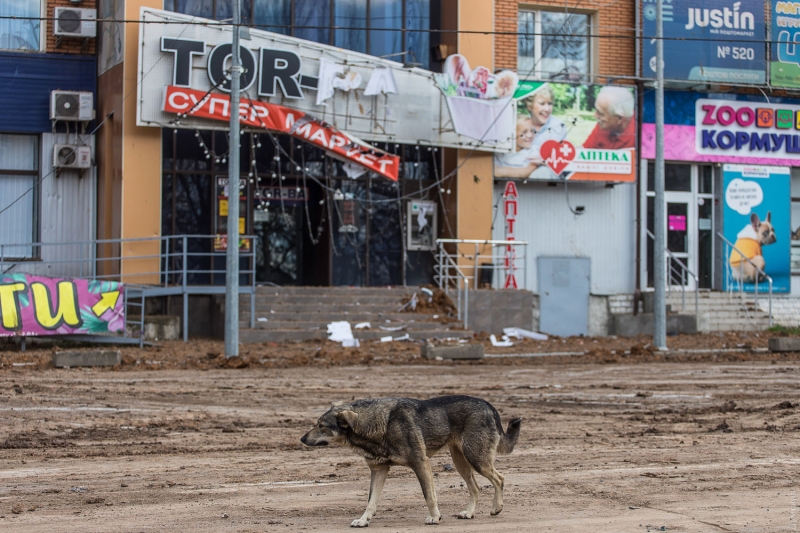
[351,464,389,528]
[411,458,442,525]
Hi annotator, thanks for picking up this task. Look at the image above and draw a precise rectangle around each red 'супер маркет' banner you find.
[163,85,400,181]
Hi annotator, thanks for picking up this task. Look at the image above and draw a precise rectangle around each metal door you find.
[538,257,590,337]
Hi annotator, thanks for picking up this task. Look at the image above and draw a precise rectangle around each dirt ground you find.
[1,333,800,532]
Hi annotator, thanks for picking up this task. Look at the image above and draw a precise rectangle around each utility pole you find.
[224,0,242,358]
[653,0,667,350]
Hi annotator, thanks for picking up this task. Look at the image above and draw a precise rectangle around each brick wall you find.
[496,0,635,81]
[46,0,97,55]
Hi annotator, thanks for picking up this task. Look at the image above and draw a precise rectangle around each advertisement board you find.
[722,164,791,293]
[493,81,636,182]
[642,0,765,84]
[771,0,800,88]
[138,8,514,152]
[0,275,125,337]
[642,91,800,167]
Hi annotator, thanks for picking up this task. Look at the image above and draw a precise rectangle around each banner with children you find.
[493,81,637,182]
[722,164,791,294]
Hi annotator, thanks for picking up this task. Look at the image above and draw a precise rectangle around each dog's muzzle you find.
[300,433,329,446]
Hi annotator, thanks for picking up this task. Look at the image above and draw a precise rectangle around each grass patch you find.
[768,325,800,336]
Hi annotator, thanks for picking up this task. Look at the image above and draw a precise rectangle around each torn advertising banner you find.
[0,275,125,337]
[138,8,514,152]
[164,85,400,181]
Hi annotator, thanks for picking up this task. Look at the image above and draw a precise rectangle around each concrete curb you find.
[53,350,122,368]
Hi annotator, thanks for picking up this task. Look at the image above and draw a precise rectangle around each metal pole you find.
[653,0,667,350]
[224,0,242,358]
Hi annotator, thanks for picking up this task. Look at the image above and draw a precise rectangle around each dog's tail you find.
[497,417,522,454]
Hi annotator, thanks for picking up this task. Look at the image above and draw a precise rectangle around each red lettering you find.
[717,106,735,126]
[701,104,717,125]
[504,199,518,218]
[736,107,755,127]
[507,219,516,234]
[503,180,519,198]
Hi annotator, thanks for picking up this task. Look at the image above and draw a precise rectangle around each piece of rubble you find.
[421,342,484,360]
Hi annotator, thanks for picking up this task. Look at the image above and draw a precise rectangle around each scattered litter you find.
[420,287,434,298]
[442,463,454,472]
[257,317,268,322]
[354,322,371,330]
[11,362,35,367]
[490,334,514,347]
[380,335,393,342]
[379,325,405,332]
[433,314,439,319]
[398,292,418,312]
[270,310,275,314]
[503,327,548,341]
[393,334,410,341]
[327,321,354,343]
[70,487,87,493]
[342,339,360,348]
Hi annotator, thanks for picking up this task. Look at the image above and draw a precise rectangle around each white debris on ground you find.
[503,327,548,341]
[327,321,358,347]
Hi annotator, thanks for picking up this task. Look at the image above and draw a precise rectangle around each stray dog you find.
[729,211,776,283]
[300,395,521,527]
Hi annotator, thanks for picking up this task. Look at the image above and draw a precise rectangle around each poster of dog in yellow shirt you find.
[723,164,790,293]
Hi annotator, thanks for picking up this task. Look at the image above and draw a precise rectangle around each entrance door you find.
[665,192,695,289]
[255,206,303,285]
[643,163,715,291]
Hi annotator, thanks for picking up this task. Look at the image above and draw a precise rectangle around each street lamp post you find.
[224,0,242,358]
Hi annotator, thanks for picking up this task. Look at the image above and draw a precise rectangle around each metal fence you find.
[434,238,529,330]
[1,235,258,346]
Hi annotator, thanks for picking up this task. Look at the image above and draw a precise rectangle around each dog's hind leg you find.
[467,452,505,516]
[448,444,479,519]
[410,457,442,525]
[351,464,389,528]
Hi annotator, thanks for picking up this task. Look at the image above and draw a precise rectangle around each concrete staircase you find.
[665,291,772,332]
[238,286,472,343]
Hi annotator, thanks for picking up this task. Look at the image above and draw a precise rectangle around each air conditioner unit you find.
[53,144,92,169]
[54,7,97,38]
[50,90,94,121]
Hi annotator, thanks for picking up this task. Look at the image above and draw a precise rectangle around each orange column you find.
[120,0,162,283]
[455,0,495,282]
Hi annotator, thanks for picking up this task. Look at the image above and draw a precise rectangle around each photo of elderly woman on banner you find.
[494,81,637,183]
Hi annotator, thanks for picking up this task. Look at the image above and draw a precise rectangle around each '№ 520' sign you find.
[0,275,124,336]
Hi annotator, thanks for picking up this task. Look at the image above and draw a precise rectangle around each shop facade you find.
[641,91,800,296]
[0,0,97,278]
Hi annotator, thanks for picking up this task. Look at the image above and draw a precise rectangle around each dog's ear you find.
[336,410,358,429]
[330,401,344,408]
[750,212,761,229]
[766,211,772,224]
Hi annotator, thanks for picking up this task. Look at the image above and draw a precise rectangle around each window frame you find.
[0,0,45,52]
[0,133,40,259]
[517,6,595,81]
[166,0,431,69]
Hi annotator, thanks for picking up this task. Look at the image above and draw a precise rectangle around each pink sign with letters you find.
[0,274,125,337]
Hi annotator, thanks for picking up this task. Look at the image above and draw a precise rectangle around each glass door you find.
[666,193,695,290]
[643,163,714,291]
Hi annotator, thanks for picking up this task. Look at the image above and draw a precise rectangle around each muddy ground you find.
[1,333,800,532]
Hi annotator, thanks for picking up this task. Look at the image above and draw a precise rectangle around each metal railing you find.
[646,230,699,317]
[433,239,529,330]
[1,235,258,346]
[434,239,529,290]
[718,232,773,326]
[433,242,470,329]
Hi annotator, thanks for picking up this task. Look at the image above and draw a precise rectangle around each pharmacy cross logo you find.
[540,140,577,174]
